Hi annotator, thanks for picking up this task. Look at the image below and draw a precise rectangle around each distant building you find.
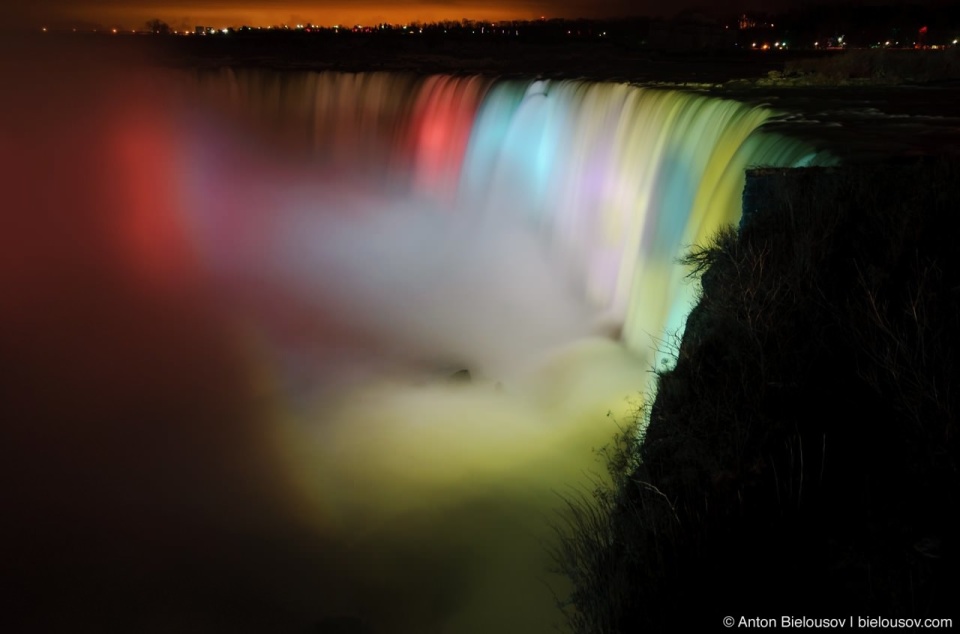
[738,14,775,31]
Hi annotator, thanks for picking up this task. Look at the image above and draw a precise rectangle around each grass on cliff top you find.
[554,159,960,632]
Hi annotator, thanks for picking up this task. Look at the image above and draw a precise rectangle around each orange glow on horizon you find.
[20,1,610,31]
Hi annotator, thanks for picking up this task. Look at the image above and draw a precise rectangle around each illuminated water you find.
[186,69,826,359]
[3,55,828,633]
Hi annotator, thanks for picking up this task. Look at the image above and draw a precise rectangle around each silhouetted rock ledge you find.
[598,159,960,630]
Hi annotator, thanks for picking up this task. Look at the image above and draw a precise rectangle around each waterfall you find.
[2,53,831,633]
[181,68,826,365]
[162,70,828,632]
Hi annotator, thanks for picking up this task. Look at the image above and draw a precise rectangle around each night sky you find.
[16,0,801,31]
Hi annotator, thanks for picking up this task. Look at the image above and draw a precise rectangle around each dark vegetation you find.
[148,29,790,84]
[146,34,960,87]
[780,47,960,84]
[557,160,960,631]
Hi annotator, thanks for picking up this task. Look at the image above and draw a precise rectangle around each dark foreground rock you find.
[564,160,960,632]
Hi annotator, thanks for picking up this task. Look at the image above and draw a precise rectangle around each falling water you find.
[2,52,829,633]
[183,68,825,360]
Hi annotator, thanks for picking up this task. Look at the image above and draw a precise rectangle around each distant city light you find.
[27,14,957,48]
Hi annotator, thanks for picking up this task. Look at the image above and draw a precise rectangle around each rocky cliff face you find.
[601,160,960,630]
